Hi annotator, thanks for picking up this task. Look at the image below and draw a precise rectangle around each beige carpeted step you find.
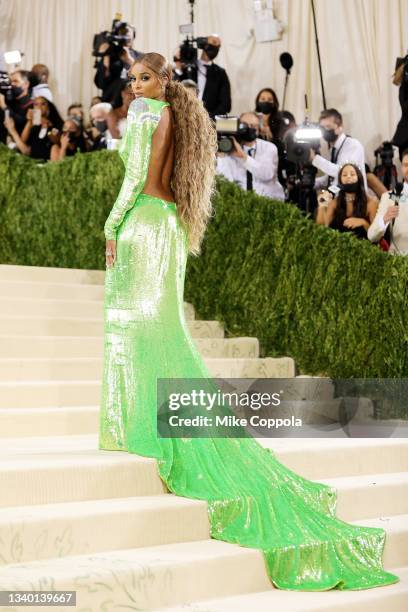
[0,264,105,284]
[0,279,104,300]
[0,406,99,437]
[1,442,406,521]
[0,316,224,337]
[319,472,408,520]
[0,451,166,507]
[0,356,295,381]
[0,495,210,565]
[0,335,259,359]
[268,438,408,479]
[0,380,102,408]
[0,539,272,610]
[2,436,407,480]
[158,566,408,612]
[0,296,195,320]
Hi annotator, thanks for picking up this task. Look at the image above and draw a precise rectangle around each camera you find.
[284,122,321,165]
[215,116,258,153]
[0,71,12,102]
[92,14,135,62]
[374,141,394,167]
[176,24,215,82]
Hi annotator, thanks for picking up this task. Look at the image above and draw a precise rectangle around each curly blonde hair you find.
[135,52,217,256]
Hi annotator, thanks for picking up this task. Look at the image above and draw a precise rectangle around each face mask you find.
[340,181,359,193]
[256,101,277,115]
[94,120,107,134]
[12,86,24,98]
[238,123,258,142]
[322,127,337,143]
[204,44,219,60]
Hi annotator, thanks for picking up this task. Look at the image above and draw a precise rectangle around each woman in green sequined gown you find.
[99,53,399,591]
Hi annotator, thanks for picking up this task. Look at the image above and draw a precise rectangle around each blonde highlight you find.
[136,52,217,256]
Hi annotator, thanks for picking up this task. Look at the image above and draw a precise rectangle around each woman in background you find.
[316,163,378,239]
[4,96,63,161]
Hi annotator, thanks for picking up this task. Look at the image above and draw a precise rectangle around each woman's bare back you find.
[141,106,175,203]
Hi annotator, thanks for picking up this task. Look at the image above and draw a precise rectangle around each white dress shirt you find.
[313,132,367,190]
[196,58,212,100]
[367,182,408,254]
[216,138,285,200]
[31,83,53,102]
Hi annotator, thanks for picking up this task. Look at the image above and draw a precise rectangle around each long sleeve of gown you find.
[104,98,157,240]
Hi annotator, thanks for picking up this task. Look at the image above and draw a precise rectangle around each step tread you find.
[320,471,408,488]
[0,494,206,521]
[0,538,260,576]
[157,567,408,612]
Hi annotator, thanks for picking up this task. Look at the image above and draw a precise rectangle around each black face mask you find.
[256,101,277,115]
[12,86,24,98]
[238,123,258,142]
[340,181,359,193]
[204,44,219,60]
[93,120,107,134]
[322,127,337,143]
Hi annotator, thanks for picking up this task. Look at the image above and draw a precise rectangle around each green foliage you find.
[1,145,408,379]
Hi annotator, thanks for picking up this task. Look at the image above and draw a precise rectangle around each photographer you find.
[316,163,377,240]
[4,96,63,161]
[94,21,142,105]
[216,111,284,200]
[310,108,366,190]
[368,149,408,254]
[392,55,408,161]
[2,70,33,135]
[50,117,88,161]
[174,36,231,117]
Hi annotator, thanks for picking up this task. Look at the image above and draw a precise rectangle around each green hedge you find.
[1,144,408,380]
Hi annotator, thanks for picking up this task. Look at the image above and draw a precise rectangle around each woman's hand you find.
[105,239,117,268]
[230,136,246,159]
[383,205,399,224]
[4,116,16,134]
[60,132,70,150]
[343,217,367,229]
[26,108,34,123]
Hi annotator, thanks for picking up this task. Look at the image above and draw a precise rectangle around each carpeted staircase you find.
[0,264,407,611]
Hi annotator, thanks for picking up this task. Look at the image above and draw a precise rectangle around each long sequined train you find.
[99,96,399,591]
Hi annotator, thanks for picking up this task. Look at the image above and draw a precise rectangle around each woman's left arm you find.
[104,99,160,241]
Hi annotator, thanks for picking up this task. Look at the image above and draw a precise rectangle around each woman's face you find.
[340,165,358,184]
[128,62,167,100]
[34,97,49,116]
[258,90,275,104]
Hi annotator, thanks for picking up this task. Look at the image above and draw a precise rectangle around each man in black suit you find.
[173,36,231,118]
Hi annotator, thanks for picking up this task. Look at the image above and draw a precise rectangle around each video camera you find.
[374,141,395,167]
[215,116,258,154]
[92,13,135,62]
[284,122,321,165]
[176,17,216,81]
[0,71,12,101]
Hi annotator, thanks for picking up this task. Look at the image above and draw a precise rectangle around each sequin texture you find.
[99,97,399,591]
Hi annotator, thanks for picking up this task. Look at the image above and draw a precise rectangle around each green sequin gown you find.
[99,96,398,591]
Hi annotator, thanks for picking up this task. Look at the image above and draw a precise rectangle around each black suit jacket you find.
[174,62,231,117]
[202,63,231,117]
